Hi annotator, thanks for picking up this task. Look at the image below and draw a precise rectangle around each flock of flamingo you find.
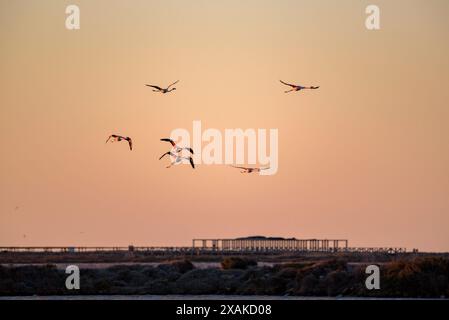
[105,80,319,173]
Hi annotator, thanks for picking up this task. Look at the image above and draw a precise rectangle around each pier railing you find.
[0,244,406,254]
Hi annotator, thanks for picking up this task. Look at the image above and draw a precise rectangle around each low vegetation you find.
[221,257,257,270]
[1,257,448,297]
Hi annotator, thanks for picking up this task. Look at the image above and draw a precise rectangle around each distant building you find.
[192,236,348,252]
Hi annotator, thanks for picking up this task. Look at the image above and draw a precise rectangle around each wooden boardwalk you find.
[0,237,406,254]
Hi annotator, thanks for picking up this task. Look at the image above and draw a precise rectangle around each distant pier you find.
[192,237,405,254]
[0,236,407,254]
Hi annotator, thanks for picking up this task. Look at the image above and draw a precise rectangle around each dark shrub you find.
[324,270,352,296]
[221,257,257,270]
[381,257,449,298]
[161,260,195,274]
[174,269,223,294]
[293,259,348,296]
[296,274,319,295]
[143,278,172,294]
[93,279,112,293]
[236,267,276,295]
[275,267,299,279]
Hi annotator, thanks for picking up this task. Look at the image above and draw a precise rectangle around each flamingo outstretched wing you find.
[230,165,248,170]
[167,80,179,89]
[159,151,172,160]
[188,157,195,169]
[280,80,297,87]
[160,138,176,147]
[145,84,163,90]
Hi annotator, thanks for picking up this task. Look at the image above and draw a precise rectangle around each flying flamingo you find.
[145,80,179,94]
[230,165,270,173]
[105,134,133,150]
[159,151,195,169]
[280,80,319,93]
[160,138,194,155]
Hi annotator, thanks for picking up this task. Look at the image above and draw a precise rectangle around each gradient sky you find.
[1,0,448,251]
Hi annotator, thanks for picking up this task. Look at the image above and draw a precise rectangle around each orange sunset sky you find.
[1,0,448,251]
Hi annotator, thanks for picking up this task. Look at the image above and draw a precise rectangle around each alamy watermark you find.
[365,5,380,30]
[65,4,380,31]
[365,265,380,290]
[65,5,80,30]
[168,120,278,175]
[65,265,80,290]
